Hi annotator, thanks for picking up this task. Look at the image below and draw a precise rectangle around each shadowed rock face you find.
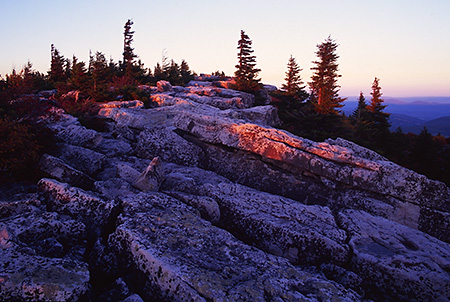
[2,79,450,301]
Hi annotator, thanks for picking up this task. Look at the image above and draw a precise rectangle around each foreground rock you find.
[108,192,362,301]
[339,209,450,301]
[0,212,89,301]
[163,163,349,266]
[38,178,118,237]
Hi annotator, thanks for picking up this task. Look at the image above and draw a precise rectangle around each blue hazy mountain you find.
[342,97,450,136]
[389,113,424,132]
[424,116,450,136]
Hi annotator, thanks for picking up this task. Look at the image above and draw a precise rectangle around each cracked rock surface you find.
[109,192,360,301]
[2,79,450,301]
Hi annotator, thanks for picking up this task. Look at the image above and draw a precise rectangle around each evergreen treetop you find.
[308,36,346,114]
[282,55,305,96]
[367,77,387,113]
[123,19,136,68]
[89,51,111,100]
[49,44,68,84]
[367,77,391,140]
[234,30,261,92]
[352,91,367,120]
[69,55,89,94]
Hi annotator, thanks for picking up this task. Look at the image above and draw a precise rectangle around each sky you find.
[1,0,449,97]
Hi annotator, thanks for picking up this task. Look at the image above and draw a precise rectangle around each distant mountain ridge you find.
[343,97,450,135]
[345,96,450,105]
[389,114,450,136]
[382,97,450,105]
[424,116,450,136]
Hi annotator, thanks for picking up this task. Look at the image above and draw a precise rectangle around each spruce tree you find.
[153,63,164,82]
[308,36,346,114]
[365,77,391,145]
[234,30,260,92]
[88,51,110,101]
[367,77,390,128]
[352,91,367,120]
[351,91,372,142]
[180,60,195,85]
[120,19,146,83]
[282,55,305,96]
[368,77,387,113]
[123,19,136,73]
[167,60,181,84]
[70,56,89,94]
[49,44,67,84]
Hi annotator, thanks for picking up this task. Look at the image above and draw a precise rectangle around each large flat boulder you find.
[173,109,450,240]
[174,110,450,208]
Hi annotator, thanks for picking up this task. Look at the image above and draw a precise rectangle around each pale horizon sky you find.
[1,0,449,97]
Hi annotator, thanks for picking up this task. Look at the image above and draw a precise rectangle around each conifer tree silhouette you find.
[282,55,305,96]
[309,36,346,114]
[234,30,260,92]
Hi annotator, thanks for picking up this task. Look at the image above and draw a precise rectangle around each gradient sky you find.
[1,0,449,97]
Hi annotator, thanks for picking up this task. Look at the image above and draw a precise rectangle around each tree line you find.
[1,19,195,105]
[234,31,450,186]
[1,23,449,186]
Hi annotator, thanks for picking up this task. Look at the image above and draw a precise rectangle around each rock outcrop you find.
[0,209,90,301]
[171,104,450,242]
[2,79,450,301]
[339,209,450,301]
[108,192,361,301]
